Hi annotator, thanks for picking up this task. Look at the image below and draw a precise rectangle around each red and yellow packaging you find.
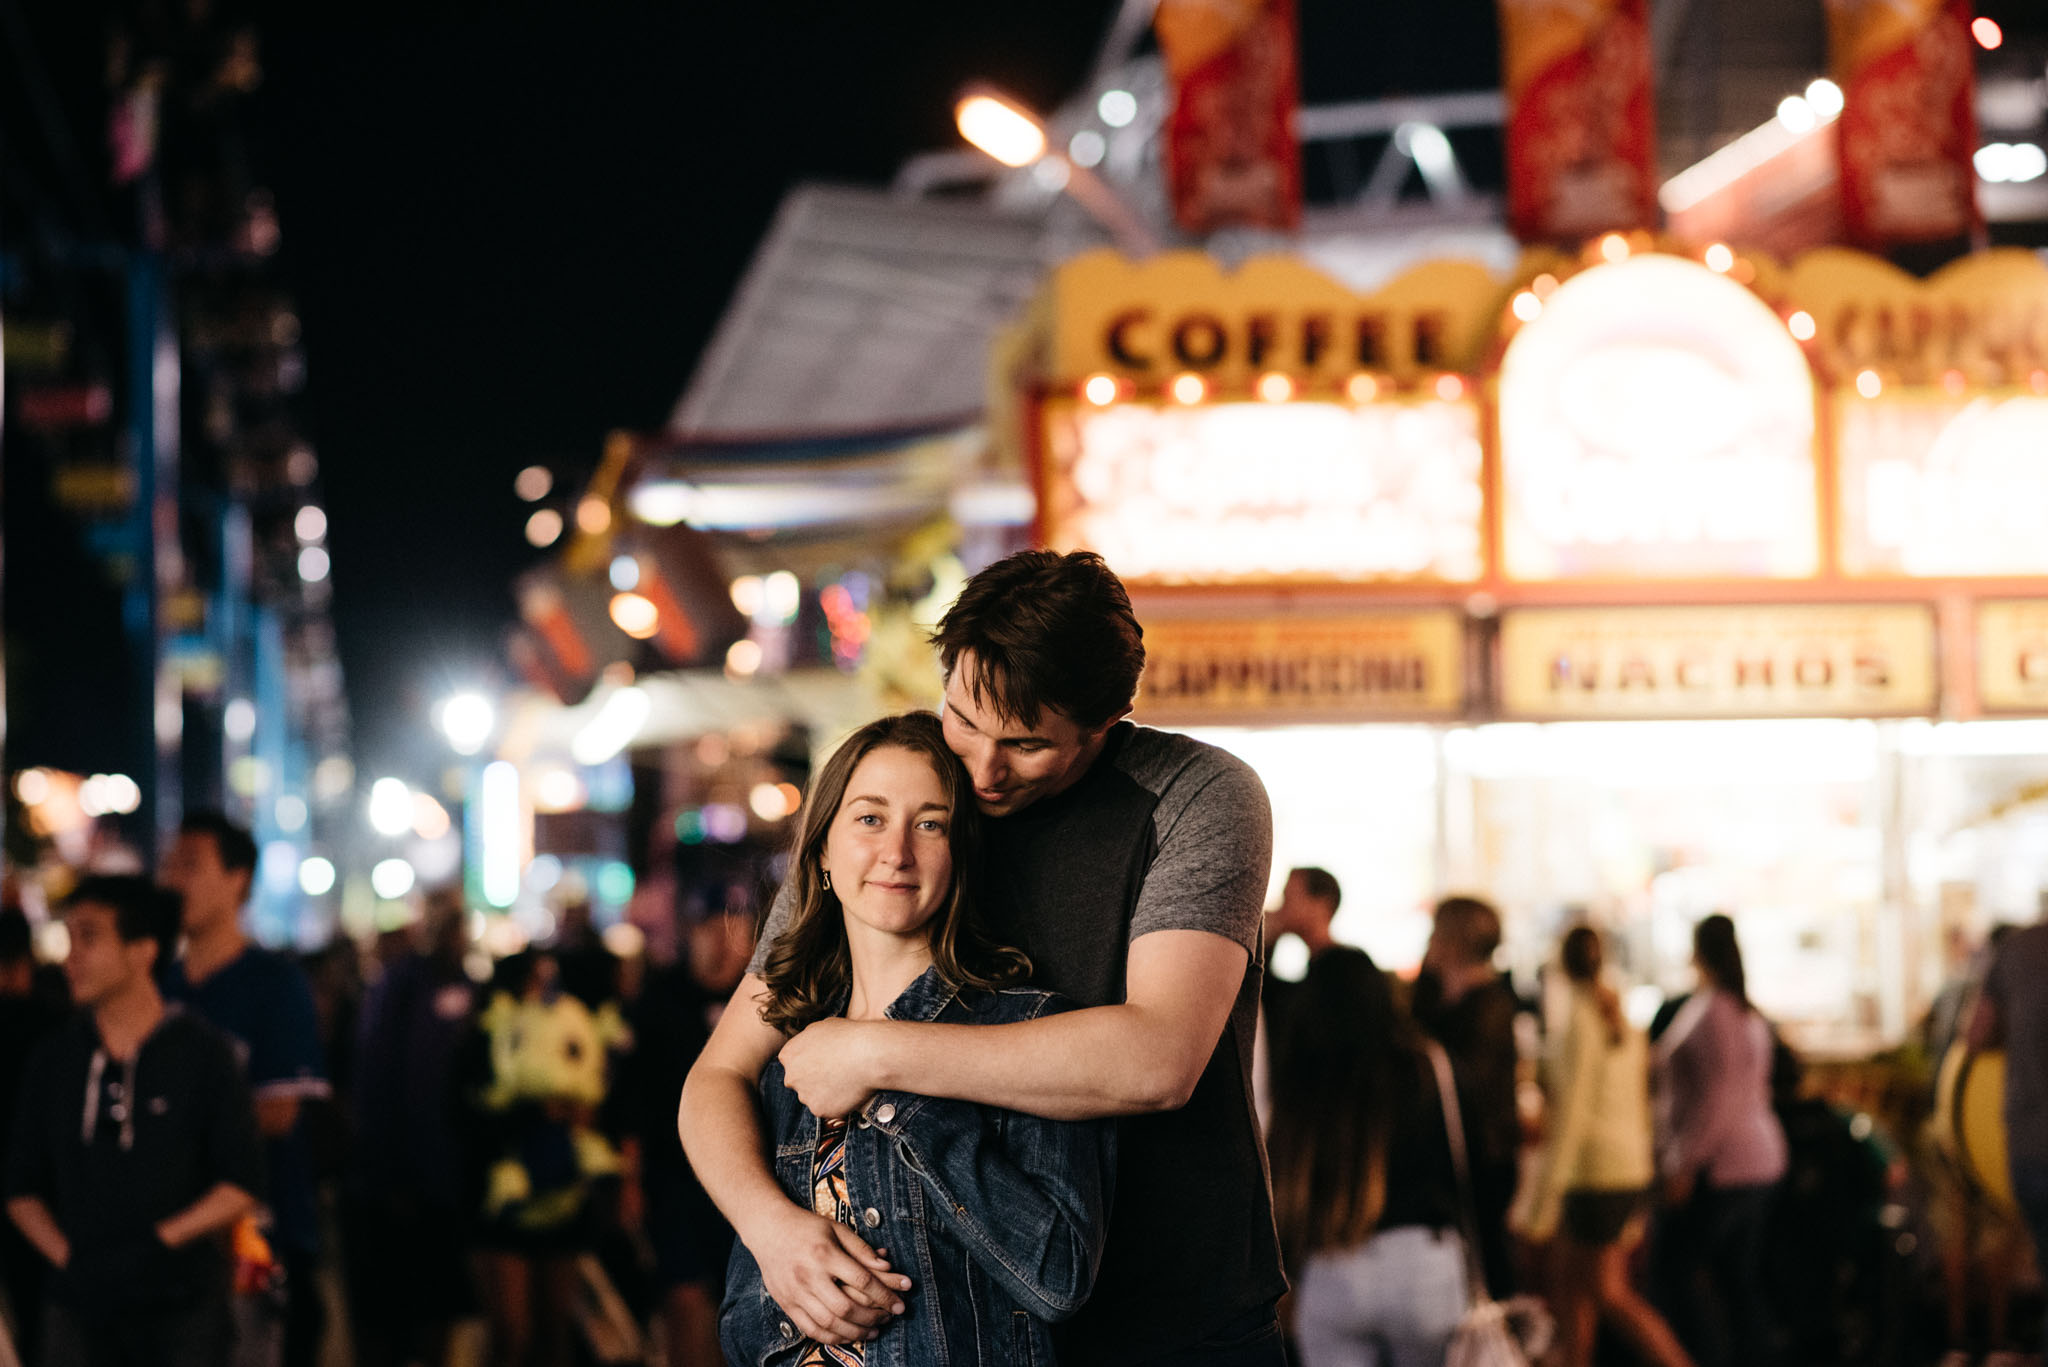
[1498,0,1658,243]
[1154,0,1302,235]
[1827,0,1981,248]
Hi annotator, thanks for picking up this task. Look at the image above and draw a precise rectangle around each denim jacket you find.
[721,967,1117,1367]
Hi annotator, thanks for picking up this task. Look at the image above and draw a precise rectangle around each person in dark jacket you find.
[719,712,1115,1367]
[6,876,264,1367]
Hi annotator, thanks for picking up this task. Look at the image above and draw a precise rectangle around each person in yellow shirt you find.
[1514,926,1691,1367]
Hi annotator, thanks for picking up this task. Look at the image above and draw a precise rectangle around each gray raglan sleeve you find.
[745,878,798,978]
[1127,746,1273,954]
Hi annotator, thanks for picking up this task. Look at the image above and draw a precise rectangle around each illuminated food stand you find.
[1007,239,2048,1050]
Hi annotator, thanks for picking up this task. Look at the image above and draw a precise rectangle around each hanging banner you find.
[1135,610,1466,724]
[1498,604,1938,719]
[1827,0,1980,248]
[1497,0,1658,243]
[1154,0,1302,235]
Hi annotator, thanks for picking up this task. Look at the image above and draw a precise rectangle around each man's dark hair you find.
[1291,867,1341,911]
[65,875,180,953]
[180,809,258,879]
[1432,895,1502,963]
[930,550,1145,729]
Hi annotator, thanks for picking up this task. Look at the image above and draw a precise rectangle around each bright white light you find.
[1804,79,1844,119]
[1788,311,1817,341]
[1704,243,1736,273]
[14,769,50,805]
[479,761,521,908]
[729,575,763,617]
[275,795,308,832]
[371,858,416,900]
[368,777,414,836]
[956,92,1047,167]
[763,571,802,624]
[104,774,141,815]
[1400,122,1454,173]
[1511,291,1542,323]
[609,592,660,639]
[726,639,763,678]
[298,547,331,583]
[1776,95,1816,133]
[1269,933,1311,983]
[1032,157,1071,192]
[608,555,640,591]
[1098,89,1137,127]
[1068,129,1107,168]
[1256,372,1295,403]
[224,697,257,743]
[1978,143,2048,184]
[525,508,563,547]
[298,856,336,897]
[1856,369,1883,398]
[1170,373,1207,405]
[571,686,650,766]
[514,465,553,501]
[750,782,796,821]
[628,481,693,527]
[439,691,495,756]
[295,506,327,543]
[1083,374,1119,406]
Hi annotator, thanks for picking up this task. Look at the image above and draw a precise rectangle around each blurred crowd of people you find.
[1,813,2044,1367]
[0,811,755,1367]
[1260,871,2047,1367]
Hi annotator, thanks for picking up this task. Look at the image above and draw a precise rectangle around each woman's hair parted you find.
[1266,946,1419,1273]
[755,712,1030,1035]
[1562,923,1625,1045]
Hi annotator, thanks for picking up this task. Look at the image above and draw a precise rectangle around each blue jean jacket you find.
[721,967,1117,1367]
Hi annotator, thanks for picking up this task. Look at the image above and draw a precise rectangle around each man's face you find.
[1276,872,1314,934]
[63,903,153,1008]
[940,653,1118,817]
[162,832,248,936]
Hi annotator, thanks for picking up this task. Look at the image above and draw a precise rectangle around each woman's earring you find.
[821,870,832,890]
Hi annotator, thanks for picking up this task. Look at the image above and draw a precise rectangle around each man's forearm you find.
[156,1182,256,1249]
[679,1061,803,1243]
[7,1196,69,1267]
[872,1004,1202,1121]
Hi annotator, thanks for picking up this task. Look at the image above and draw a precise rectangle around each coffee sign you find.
[1135,610,1466,723]
[1977,600,2048,714]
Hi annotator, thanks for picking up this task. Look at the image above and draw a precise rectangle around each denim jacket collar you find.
[883,964,961,1024]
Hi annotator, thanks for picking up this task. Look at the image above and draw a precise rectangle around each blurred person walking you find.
[1513,926,1692,1367]
[1269,947,1468,1367]
[346,891,479,1367]
[0,909,66,1363]
[1967,905,2048,1362]
[6,876,265,1367]
[1651,915,1787,1367]
[1412,895,1522,1297]
[620,895,751,1367]
[1262,868,1340,1058]
[161,812,331,1367]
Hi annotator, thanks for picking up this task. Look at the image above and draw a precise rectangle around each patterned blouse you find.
[799,1115,864,1366]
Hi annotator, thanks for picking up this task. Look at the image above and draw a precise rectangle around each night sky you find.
[244,0,1519,776]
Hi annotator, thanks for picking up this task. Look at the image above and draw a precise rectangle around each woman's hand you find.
[751,1202,911,1345]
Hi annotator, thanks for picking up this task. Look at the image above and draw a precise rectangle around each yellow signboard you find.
[1135,610,1466,723]
[1977,600,2048,714]
[1498,604,1937,719]
[1047,249,1505,386]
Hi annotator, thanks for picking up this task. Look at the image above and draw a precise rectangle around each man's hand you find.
[780,1018,887,1118]
[752,1203,911,1345]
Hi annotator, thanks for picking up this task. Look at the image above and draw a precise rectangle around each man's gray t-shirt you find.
[1985,922,2048,1167]
[751,721,1282,1363]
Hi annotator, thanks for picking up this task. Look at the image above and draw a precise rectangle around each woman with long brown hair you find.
[717,712,1115,1367]
[1268,947,1466,1367]
[1514,925,1693,1367]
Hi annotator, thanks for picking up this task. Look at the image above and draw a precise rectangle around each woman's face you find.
[820,744,956,944]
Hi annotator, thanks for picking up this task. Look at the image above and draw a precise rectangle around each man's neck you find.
[1301,923,1338,958]
[93,982,166,1061]
[1437,960,1494,1004]
[182,920,248,983]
